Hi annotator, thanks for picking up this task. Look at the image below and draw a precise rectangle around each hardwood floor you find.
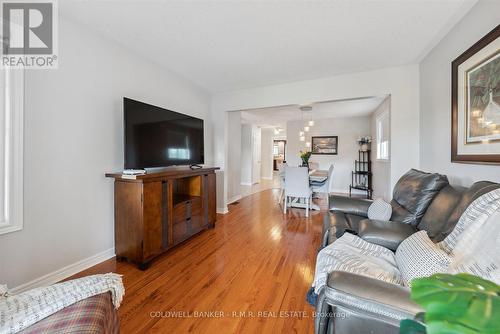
[73,189,330,333]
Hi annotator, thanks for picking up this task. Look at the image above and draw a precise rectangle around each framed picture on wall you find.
[452,25,500,164]
[311,136,338,155]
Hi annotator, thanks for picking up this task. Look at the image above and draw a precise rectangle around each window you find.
[376,110,390,161]
[0,67,24,235]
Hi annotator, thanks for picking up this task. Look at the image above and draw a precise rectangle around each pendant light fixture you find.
[299,105,313,139]
[304,105,314,127]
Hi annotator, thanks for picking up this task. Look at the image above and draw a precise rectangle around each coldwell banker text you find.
[1,0,58,69]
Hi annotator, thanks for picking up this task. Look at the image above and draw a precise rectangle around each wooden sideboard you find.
[105,167,219,269]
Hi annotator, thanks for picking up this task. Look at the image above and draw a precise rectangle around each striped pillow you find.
[446,209,500,284]
[395,231,451,286]
[368,198,392,221]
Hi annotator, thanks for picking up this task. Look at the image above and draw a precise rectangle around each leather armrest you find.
[358,219,416,251]
[321,211,350,247]
[328,195,372,217]
[326,271,422,315]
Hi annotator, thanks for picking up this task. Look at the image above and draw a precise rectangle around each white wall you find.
[251,127,261,183]
[0,18,212,288]
[241,124,263,185]
[260,128,274,180]
[420,0,500,186]
[240,124,253,185]
[227,112,241,203]
[371,98,392,200]
[287,116,371,193]
[212,65,420,211]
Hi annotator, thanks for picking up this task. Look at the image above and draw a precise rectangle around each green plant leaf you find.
[427,320,478,334]
[409,273,500,333]
[400,319,427,334]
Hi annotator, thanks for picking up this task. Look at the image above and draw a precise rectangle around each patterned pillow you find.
[368,198,392,221]
[446,209,500,284]
[0,284,7,298]
[395,231,451,286]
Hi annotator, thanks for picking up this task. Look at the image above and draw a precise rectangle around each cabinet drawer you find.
[172,197,205,244]
[190,199,206,233]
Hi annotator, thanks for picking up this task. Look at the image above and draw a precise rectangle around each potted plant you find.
[357,136,372,151]
[400,273,500,334]
[300,150,312,167]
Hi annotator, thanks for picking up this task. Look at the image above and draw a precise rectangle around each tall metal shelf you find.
[349,150,373,199]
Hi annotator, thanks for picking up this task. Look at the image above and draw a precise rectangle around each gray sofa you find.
[315,169,499,334]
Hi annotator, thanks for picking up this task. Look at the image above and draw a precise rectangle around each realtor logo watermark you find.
[1,0,58,68]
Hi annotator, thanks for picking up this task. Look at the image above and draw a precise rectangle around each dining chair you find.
[278,163,287,204]
[311,164,334,197]
[308,161,319,171]
[283,166,312,217]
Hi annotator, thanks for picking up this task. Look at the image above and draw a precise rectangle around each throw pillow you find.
[395,231,451,286]
[368,198,392,221]
[446,210,500,285]
[0,284,7,298]
[313,232,403,294]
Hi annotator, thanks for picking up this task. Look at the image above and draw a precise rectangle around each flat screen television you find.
[124,98,204,169]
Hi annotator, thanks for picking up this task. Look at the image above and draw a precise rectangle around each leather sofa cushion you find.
[344,214,366,232]
[358,219,416,251]
[329,195,372,217]
[433,181,500,242]
[323,211,348,245]
[417,185,464,241]
[323,212,377,245]
[326,271,422,314]
[390,169,449,227]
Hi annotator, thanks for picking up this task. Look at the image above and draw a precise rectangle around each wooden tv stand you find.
[105,166,219,270]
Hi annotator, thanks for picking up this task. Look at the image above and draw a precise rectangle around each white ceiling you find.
[240,95,387,129]
[60,0,476,93]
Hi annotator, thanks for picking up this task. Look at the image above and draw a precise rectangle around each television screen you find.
[124,98,204,169]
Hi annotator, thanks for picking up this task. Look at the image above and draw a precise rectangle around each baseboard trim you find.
[261,176,273,180]
[217,207,229,214]
[330,188,349,194]
[11,248,115,294]
[227,195,241,204]
[240,182,252,186]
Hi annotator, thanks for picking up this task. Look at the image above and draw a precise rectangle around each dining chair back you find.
[309,161,319,170]
[283,166,312,217]
[278,163,287,203]
[311,164,334,196]
[326,164,335,192]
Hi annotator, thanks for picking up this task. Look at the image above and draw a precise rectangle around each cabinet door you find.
[204,173,217,228]
[172,201,189,244]
[114,181,143,261]
[143,181,163,260]
[190,197,204,233]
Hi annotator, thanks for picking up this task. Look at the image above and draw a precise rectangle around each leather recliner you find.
[322,169,499,251]
[316,169,500,334]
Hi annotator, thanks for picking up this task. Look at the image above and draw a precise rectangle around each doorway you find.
[273,140,286,171]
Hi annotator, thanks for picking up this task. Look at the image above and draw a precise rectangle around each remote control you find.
[123,169,146,175]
